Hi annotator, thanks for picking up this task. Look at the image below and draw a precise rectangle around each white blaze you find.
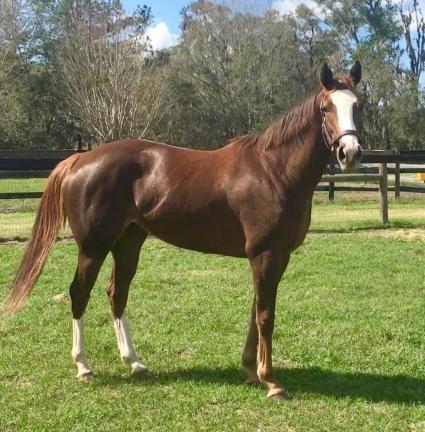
[330,89,361,162]
[330,89,357,131]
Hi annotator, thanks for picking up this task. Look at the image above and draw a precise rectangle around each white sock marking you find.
[113,313,147,374]
[72,318,92,378]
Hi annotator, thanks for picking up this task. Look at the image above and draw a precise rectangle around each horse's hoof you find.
[244,368,261,385]
[269,393,287,401]
[267,388,288,400]
[131,364,149,376]
[77,371,93,381]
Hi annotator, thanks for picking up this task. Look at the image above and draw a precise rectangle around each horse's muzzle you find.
[337,136,363,172]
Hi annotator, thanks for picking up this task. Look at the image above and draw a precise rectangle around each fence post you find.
[394,150,400,199]
[75,133,83,151]
[379,163,389,224]
[328,159,335,201]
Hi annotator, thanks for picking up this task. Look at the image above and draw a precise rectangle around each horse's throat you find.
[272,125,329,192]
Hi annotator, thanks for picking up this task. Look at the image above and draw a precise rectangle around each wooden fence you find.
[1,149,425,224]
[318,150,425,223]
[0,150,79,199]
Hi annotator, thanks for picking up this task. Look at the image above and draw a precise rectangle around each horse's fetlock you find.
[257,365,273,382]
[121,351,134,364]
[72,351,84,363]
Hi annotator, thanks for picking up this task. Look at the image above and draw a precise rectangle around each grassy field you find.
[1,235,425,431]
[0,178,47,193]
[311,196,425,232]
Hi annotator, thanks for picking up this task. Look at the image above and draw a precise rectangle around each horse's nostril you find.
[338,147,346,162]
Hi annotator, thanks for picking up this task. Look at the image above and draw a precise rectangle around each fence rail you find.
[324,150,425,203]
[1,149,425,225]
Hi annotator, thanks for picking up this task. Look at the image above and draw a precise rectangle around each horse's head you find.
[319,61,364,172]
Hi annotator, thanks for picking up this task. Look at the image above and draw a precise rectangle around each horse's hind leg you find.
[107,224,148,375]
[70,248,108,379]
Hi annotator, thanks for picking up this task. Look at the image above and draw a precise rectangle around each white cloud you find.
[271,0,323,17]
[146,22,178,51]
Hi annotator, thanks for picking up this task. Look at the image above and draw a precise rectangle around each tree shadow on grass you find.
[310,220,425,234]
[94,366,425,404]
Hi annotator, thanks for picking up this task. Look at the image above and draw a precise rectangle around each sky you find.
[122,0,189,50]
[121,0,310,50]
[122,0,425,51]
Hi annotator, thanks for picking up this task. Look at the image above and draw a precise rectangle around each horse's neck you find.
[268,113,330,195]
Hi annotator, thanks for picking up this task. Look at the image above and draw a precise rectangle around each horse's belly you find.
[136,211,247,258]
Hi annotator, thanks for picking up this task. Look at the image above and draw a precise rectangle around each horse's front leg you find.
[242,296,260,385]
[248,249,290,399]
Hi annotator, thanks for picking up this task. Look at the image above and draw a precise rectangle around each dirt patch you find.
[369,228,425,242]
[1,374,34,387]
[308,228,425,241]
[0,235,74,244]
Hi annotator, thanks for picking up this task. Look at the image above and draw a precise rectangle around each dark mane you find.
[228,74,357,152]
[228,92,320,151]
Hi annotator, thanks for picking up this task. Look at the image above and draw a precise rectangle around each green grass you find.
[311,196,425,232]
[0,178,46,193]
[1,235,425,431]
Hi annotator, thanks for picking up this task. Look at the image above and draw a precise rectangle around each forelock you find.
[334,74,358,94]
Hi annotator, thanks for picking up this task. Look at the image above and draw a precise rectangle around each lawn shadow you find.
[309,220,425,234]
[94,366,425,404]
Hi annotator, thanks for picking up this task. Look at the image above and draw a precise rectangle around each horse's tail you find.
[3,153,80,314]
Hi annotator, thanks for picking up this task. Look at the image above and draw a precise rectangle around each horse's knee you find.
[256,309,275,336]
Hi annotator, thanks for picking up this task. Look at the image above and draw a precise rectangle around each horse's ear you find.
[350,61,362,85]
[320,63,335,90]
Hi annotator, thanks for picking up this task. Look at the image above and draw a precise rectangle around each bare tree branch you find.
[56,7,166,142]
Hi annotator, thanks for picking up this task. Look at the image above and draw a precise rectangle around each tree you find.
[54,2,167,142]
[315,0,425,149]
[0,0,34,149]
[161,1,334,148]
[399,0,425,84]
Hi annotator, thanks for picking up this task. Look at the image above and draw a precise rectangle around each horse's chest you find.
[282,200,312,251]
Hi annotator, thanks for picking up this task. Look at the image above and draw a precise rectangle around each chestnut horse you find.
[4,62,364,399]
